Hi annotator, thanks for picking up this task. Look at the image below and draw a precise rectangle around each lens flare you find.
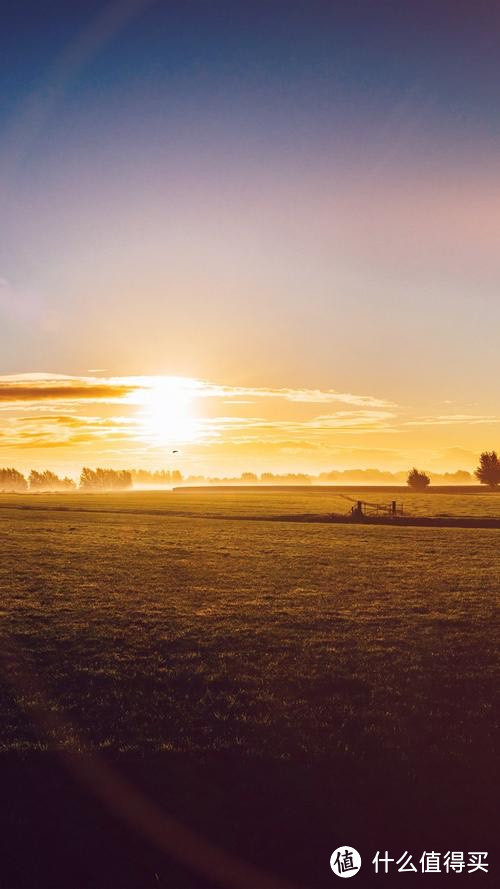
[136,378,198,446]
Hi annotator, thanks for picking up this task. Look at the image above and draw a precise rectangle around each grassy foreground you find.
[0,490,497,887]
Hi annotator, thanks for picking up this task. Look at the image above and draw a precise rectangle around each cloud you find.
[194,409,397,446]
[0,373,393,413]
[306,410,396,430]
[196,382,393,408]
[406,414,500,427]
[0,384,133,402]
[0,413,140,449]
[0,373,399,464]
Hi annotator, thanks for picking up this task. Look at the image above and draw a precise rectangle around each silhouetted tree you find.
[407,468,431,490]
[0,468,28,492]
[474,451,500,488]
[260,472,311,484]
[131,469,182,486]
[79,467,132,491]
[442,470,472,483]
[29,470,76,491]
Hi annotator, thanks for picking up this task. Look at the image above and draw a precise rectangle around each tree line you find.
[407,451,500,490]
[0,467,130,492]
[0,468,76,492]
[0,467,185,492]
[1,452,499,492]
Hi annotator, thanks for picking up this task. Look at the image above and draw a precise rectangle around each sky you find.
[1,1,499,477]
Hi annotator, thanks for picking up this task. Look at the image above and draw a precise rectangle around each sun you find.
[136,377,198,446]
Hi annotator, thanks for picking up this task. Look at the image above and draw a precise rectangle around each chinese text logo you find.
[330,846,362,879]
[372,851,488,874]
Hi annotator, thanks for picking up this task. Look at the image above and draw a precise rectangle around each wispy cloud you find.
[0,413,140,449]
[306,410,396,430]
[0,372,402,463]
[0,384,133,402]
[195,410,397,445]
[406,414,500,427]
[195,382,394,408]
[0,373,392,409]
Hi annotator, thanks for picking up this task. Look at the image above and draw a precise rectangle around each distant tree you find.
[29,470,76,491]
[0,468,28,492]
[318,470,341,482]
[79,467,95,490]
[259,472,311,485]
[474,451,500,489]
[130,469,180,487]
[241,472,258,482]
[30,470,50,489]
[79,467,132,491]
[407,468,431,490]
[442,470,472,483]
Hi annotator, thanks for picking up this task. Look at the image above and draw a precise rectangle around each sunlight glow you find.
[135,377,199,446]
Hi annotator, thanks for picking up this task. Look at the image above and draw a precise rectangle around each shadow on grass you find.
[0,749,495,888]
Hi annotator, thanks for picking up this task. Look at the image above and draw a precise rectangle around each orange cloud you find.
[0,384,133,402]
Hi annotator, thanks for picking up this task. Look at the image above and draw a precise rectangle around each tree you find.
[407,468,431,490]
[130,469,176,487]
[29,470,76,491]
[0,468,28,492]
[79,467,132,491]
[474,451,500,489]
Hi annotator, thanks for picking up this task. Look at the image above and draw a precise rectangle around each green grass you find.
[0,490,497,761]
[2,486,500,519]
[0,489,497,887]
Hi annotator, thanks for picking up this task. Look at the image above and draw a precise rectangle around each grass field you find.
[0,490,498,887]
[3,486,500,518]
